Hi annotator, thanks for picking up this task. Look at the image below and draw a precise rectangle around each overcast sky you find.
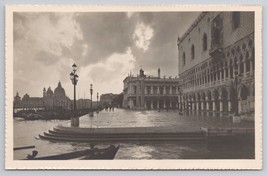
[13,12,200,99]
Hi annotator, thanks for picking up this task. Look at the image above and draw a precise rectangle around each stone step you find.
[45,131,205,140]
[39,133,206,142]
[53,126,204,135]
[49,129,205,137]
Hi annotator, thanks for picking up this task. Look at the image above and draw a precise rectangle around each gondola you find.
[25,145,119,160]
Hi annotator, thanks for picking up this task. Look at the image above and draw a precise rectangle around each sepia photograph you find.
[5,5,262,170]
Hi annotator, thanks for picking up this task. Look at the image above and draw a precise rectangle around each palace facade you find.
[123,68,180,110]
[177,12,255,114]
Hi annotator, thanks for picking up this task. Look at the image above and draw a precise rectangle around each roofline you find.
[178,12,208,45]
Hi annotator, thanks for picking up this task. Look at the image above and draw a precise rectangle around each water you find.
[14,109,254,160]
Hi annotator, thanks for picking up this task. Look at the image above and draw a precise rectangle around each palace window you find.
[232,12,240,30]
[191,44,195,60]
[202,33,207,51]
[182,52,186,66]
[211,14,223,49]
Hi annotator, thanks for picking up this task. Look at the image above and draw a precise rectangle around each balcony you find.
[209,14,223,60]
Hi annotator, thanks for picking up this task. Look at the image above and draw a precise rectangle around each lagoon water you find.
[14,109,254,159]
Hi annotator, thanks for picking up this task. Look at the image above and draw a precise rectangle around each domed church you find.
[43,81,70,110]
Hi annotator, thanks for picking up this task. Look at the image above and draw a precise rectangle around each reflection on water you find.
[14,109,254,160]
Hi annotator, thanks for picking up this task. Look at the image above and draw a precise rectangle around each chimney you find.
[158,68,161,78]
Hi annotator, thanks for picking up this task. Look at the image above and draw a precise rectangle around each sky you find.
[13,12,200,99]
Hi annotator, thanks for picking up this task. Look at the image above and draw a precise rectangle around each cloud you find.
[133,22,154,51]
[130,12,200,77]
[13,12,82,96]
[13,11,200,98]
[73,12,136,65]
[71,48,135,98]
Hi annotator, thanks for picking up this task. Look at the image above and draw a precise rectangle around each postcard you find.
[5,4,262,170]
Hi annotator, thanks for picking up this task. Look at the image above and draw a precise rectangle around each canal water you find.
[14,109,254,160]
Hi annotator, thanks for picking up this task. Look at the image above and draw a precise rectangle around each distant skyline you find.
[13,12,200,99]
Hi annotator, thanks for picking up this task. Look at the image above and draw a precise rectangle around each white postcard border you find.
[5,4,262,170]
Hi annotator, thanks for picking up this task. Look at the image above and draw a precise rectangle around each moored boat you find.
[25,145,119,160]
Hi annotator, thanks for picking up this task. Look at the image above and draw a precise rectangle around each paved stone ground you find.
[62,108,254,131]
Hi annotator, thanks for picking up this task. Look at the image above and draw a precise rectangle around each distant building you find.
[123,68,180,110]
[13,92,22,108]
[76,99,92,109]
[43,81,71,110]
[177,12,254,114]
[14,81,72,110]
[21,93,44,110]
[100,93,118,107]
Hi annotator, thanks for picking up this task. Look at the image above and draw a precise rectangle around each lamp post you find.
[89,84,94,117]
[157,91,160,112]
[178,85,183,114]
[70,63,79,127]
[96,92,99,113]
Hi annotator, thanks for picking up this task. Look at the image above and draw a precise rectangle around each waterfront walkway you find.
[63,108,254,129]
[38,108,254,142]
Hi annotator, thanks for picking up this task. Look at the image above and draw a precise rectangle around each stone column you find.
[151,86,153,94]
[196,101,199,110]
[206,101,209,111]
[150,101,153,109]
[144,100,147,109]
[170,87,172,94]
[170,101,172,108]
[192,102,195,110]
[220,100,223,112]
[250,60,253,75]
[223,67,226,80]
[237,61,241,75]
[212,101,216,111]
[157,86,160,94]
[201,101,204,110]
[243,60,247,77]
[163,86,166,95]
[157,99,160,109]
[130,99,134,109]
[144,86,147,95]
[228,64,231,78]
[163,99,166,108]
[228,100,232,112]
[219,69,222,81]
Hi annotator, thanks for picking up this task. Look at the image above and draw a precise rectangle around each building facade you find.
[13,93,45,110]
[100,93,118,107]
[123,68,180,110]
[177,12,254,114]
[14,81,71,110]
[43,81,71,110]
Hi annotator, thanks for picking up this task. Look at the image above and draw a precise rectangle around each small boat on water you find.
[25,145,119,160]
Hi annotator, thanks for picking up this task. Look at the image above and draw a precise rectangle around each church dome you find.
[54,81,65,97]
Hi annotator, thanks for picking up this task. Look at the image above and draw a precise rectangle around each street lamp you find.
[89,84,94,117]
[157,90,160,112]
[96,92,99,113]
[70,63,79,127]
[178,85,183,115]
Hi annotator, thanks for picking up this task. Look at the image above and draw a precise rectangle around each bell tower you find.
[43,87,46,97]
